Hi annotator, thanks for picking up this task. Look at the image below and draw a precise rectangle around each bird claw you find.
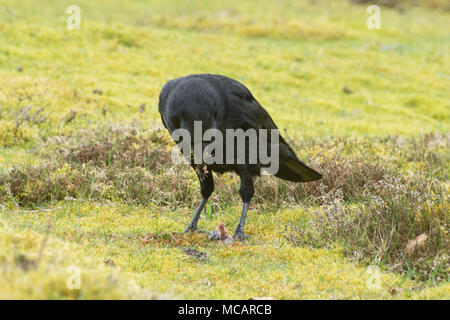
[184,225,208,234]
[233,231,250,241]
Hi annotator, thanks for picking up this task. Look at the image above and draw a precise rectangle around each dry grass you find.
[285,171,448,282]
[0,0,448,299]
[1,126,448,283]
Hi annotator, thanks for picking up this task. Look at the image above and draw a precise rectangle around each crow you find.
[158,74,321,240]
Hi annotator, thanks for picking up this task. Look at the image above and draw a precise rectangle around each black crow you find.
[158,74,321,240]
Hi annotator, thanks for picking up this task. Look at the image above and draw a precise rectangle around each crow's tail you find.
[274,158,322,182]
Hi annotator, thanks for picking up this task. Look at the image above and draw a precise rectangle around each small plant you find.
[286,171,449,283]
[1,126,448,284]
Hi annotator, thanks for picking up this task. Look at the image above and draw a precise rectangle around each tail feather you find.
[273,140,322,182]
[275,158,322,182]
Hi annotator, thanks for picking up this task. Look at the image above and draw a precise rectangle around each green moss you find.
[0,219,162,299]
[3,203,448,299]
[0,0,448,299]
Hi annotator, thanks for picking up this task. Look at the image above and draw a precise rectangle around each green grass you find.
[3,202,449,299]
[0,0,449,299]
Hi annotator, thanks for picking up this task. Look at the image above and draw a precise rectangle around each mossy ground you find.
[3,202,449,299]
[0,0,449,299]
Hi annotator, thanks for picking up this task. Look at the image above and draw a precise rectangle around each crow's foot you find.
[184,225,208,234]
[233,231,250,241]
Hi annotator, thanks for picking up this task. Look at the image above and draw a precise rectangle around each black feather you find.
[158,73,322,181]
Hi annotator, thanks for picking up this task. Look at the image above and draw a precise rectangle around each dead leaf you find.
[104,258,115,266]
[342,85,353,94]
[65,110,77,123]
[389,287,402,295]
[405,233,428,255]
[15,254,36,271]
[183,248,208,261]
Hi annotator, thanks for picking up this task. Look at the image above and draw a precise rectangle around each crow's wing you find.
[227,81,292,149]
[227,81,321,182]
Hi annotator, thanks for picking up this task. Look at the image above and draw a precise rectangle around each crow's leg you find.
[184,168,214,234]
[234,170,254,241]
[184,198,208,233]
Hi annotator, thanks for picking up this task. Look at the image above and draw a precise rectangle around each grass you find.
[0,0,449,299]
[0,219,162,299]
